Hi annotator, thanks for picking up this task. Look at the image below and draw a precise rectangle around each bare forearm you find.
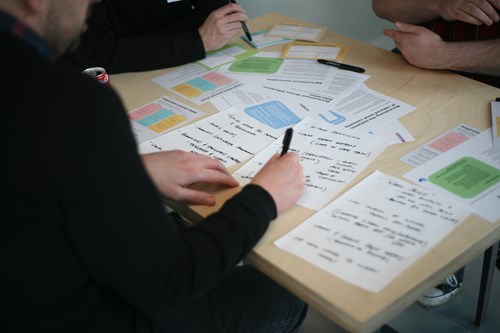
[374,0,500,26]
[372,0,441,23]
[440,39,500,75]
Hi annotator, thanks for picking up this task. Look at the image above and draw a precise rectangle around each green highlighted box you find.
[429,157,500,198]
[228,57,284,74]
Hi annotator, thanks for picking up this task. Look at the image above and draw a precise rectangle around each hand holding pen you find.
[280,128,293,156]
[229,0,252,41]
[198,2,251,51]
[251,127,304,213]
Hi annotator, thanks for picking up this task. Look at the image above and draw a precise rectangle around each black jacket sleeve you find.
[74,0,228,73]
[62,81,277,318]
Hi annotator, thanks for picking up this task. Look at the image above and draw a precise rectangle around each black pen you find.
[317,59,365,73]
[280,128,293,156]
[229,0,252,41]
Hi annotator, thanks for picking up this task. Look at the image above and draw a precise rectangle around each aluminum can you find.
[82,67,110,86]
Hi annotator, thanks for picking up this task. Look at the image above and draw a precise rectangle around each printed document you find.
[404,128,500,223]
[152,63,243,105]
[129,96,204,144]
[138,108,282,167]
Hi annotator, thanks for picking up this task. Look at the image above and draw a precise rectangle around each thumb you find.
[395,21,422,34]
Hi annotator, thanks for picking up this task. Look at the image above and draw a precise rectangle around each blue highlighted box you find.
[187,77,217,92]
[319,111,346,125]
[244,101,301,129]
[137,108,175,127]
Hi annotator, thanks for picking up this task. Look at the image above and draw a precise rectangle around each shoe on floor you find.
[418,274,461,307]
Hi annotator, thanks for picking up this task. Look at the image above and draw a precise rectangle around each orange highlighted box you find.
[149,114,187,133]
[172,83,203,98]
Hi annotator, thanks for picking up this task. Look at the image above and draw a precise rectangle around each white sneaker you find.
[418,274,461,307]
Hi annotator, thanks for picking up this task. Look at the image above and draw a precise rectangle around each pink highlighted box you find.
[129,103,163,120]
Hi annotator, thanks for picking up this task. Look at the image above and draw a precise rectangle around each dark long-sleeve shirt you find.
[72,0,229,73]
[1,12,276,333]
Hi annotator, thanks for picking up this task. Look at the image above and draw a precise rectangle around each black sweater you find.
[73,0,229,73]
[1,29,276,333]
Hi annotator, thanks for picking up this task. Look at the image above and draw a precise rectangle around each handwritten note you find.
[275,171,472,292]
[138,108,282,167]
[233,118,390,210]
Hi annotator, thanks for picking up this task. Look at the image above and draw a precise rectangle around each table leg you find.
[474,240,499,326]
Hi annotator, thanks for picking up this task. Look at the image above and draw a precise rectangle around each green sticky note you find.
[228,57,284,74]
[429,157,500,198]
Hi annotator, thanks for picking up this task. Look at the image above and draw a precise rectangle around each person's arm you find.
[384,22,500,75]
[198,3,249,52]
[74,2,205,73]
[372,0,500,26]
[65,82,304,316]
[74,1,247,73]
[141,150,239,206]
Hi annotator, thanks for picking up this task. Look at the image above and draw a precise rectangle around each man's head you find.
[0,0,101,57]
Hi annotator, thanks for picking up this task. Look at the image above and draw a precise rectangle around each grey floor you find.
[239,1,500,332]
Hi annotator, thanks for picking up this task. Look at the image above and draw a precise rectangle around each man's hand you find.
[384,22,449,69]
[251,153,305,213]
[141,150,239,206]
[198,3,248,52]
[438,0,500,25]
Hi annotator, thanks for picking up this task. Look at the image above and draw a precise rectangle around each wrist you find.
[198,28,210,52]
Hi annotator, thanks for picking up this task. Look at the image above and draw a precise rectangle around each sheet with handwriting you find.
[138,107,282,167]
[275,171,472,292]
[233,118,390,210]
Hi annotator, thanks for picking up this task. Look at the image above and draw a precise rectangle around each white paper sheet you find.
[400,124,480,167]
[491,101,500,148]
[370,119,415,145]
[210,83,415,138]
[275,171,472,292]
[233,118,390,210]
[404,129,500,223]
[129,96,204,144]
[220,58,336,90]
[241,29,293,48]
[138,108,282,167]
[196,43,257,69]
[328,84,416,131]
[152,63,243,105]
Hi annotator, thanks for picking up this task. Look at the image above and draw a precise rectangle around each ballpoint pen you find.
[229,0,252,41]
[280,128,293,156]
[317,58,365,73]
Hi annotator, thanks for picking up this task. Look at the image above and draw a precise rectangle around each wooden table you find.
[111,12,500,333]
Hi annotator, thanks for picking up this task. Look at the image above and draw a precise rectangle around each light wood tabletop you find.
[110,13,500,333]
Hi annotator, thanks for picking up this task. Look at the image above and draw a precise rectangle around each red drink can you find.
[82,67,110,86]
